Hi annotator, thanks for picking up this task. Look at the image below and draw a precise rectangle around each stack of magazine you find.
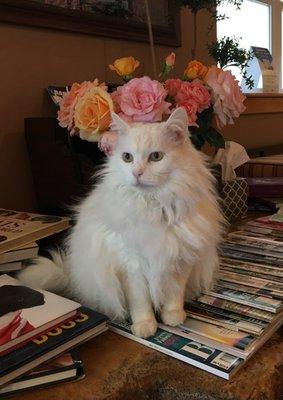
[110,215,283,380]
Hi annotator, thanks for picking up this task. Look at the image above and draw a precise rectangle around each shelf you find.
[243,93,283,114]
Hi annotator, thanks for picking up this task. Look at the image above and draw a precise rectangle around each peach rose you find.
[164,79,183,99]
[109,56,140,78]
[184,60,208,81]
[58,79,106,134]
[205,66,246,129]
[74,87,113,140]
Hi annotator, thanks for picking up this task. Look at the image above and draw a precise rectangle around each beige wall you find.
[0,8,214,211]
[0,9,282,212]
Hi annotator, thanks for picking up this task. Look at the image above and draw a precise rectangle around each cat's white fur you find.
[19,108,223,338]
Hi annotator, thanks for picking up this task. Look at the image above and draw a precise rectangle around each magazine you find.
[220,257,283,277]
[0,209,69,254]
[186,301,268,331]
[217,279,283,301]
[219,247,283,267]
[160,318,256,359]
[221,241,283,261]
[217,270,283,296]
[226,234,283,254]
[229,230,283,244]
[109,321,243,380]
[219,264,283,284]
[160,310,283,360]
[185,302,265,335]
[197,294,274,321]
[240,222,283,238]
[254,216,283,231]
[208,286,282,313]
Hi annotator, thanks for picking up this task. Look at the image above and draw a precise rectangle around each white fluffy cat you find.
[19,107,223,338]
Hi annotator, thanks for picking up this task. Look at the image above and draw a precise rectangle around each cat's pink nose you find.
[133,170,143,178]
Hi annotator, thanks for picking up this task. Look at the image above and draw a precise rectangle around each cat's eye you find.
[122,152,134,163]
[149,152,164,162]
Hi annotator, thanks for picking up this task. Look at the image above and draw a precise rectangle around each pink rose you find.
[58,79,107,134]
[205,66,246,129]
[176,81,211,113]
[112,76,171,123]
[164,79,183,99]
[176,101,198,127]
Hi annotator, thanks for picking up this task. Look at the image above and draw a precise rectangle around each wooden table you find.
[19,327,283,400]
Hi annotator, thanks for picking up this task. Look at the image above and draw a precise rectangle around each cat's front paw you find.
[161,309,186,326]
[131,318,157,338]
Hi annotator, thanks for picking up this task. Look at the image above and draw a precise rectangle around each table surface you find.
[18,327,283,400]
[14,213,283,400]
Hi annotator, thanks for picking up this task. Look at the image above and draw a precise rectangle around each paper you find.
[213,141,250,182]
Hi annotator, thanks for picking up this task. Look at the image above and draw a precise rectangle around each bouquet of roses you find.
[57,53,246,152]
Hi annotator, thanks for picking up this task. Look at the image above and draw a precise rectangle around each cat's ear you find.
[164,107,189,145]
[110,112,129,135]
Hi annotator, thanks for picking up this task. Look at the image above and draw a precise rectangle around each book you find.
[0,307,108,387]
[0,242,38,265]
[0,351,84,396]
[0,261,22,273]
[0,209,69,254]
[185,302,265,335]
[109,320,243,380]
[240,222,283,238]
[0,274,80,355]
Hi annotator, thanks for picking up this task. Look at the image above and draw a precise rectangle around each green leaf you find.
[203,127,225,149]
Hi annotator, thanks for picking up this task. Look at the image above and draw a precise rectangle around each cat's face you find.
[109,108,190,191]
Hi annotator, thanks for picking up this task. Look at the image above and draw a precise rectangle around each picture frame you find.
[0,0,181,47]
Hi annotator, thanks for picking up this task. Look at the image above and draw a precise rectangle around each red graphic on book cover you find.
[0,312,34,345]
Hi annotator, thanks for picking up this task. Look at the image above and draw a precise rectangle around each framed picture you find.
[0,0,181,47]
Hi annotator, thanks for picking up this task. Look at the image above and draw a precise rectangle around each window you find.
[217,0,283,91]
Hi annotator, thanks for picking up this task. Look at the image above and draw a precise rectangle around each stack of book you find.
[110,215,283,380]
[0,209,108,394]
[0,208,70,274]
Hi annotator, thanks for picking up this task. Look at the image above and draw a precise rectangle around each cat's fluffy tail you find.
[18,250,69,294]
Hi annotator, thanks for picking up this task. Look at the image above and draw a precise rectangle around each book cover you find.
[0,209,69,254]
[251,217,283,231]
[241,222,283,238]
[0,307,108,387]
[0,275,80,354]
[229,230,283,245]
[109,321,243,380]
[226,234,283,254]
[208,286,282,313]
[0,351,84,395]
[0,242,38,265]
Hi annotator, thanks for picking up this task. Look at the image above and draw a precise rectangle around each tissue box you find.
[221,178,248,222]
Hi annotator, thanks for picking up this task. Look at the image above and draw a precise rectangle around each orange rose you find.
[184,60,208,81]
[109,56,140,78]
[74,87,113,141]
